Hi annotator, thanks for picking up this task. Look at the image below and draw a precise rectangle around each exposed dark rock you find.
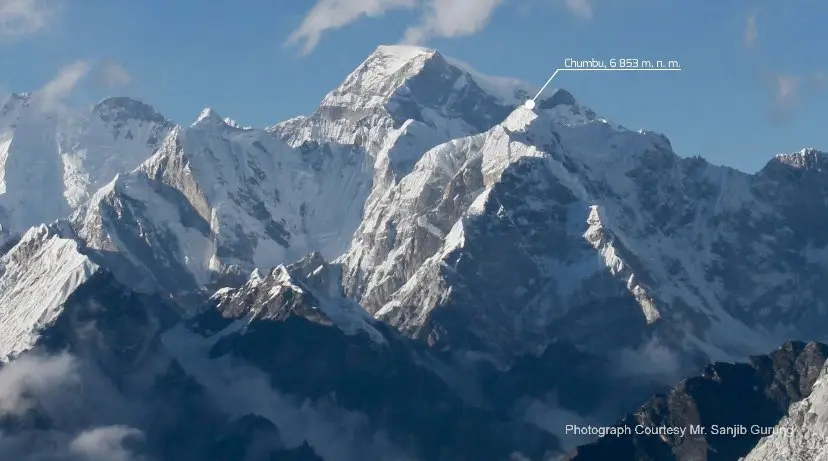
[567,341,828,461]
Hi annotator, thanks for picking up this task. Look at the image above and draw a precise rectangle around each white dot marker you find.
[523,99,536,110]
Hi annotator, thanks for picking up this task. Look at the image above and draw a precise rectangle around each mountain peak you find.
[320,44,440,111]
[369,44,438,71]
[374,44,436,54]
[323,42,543,112]
[1,92,31,118]
[8,92,31,102]
[192,107,226,126]
[93,96,167,125]
[770,147,828,170]
[92,96,167,123]
[313,43,541,137]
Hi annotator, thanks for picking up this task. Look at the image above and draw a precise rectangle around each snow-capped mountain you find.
[270,44,537,163]
[270,45,550,257]
[66,108,371,301]
[0,223,97,360]
[0,43,827,461]
[335,92,828,368]
[64,45,541,304]
[0,93,173,247]
[0,44,547,357]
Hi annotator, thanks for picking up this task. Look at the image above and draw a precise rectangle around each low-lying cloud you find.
[68,426,146,461]
[161,325,417,461]
[0,352,148,461]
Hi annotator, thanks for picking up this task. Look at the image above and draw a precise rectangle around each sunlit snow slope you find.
[0,94,172,245]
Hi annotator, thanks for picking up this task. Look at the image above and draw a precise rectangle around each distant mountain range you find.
[0,44,826,461]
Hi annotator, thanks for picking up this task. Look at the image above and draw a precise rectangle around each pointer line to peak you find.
[531,68,683,101]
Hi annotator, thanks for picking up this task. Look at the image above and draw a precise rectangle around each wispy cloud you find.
[0,0,60,38]
[286,0,419,56]
[34,60,91,111]
[0,351,80,415]
[769,73,799,123]
[0,352,148,461]
[811,72,827,91]
[565,0,593,19]
[99,61,133,88]
[27,60,134,112]
[288,0,598,55]
[68,426,146,461]
[767,72,827,124]
[743,11,758,49]
[402,0,505,45]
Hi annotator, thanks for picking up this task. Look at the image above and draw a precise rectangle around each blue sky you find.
[0,0,824,173]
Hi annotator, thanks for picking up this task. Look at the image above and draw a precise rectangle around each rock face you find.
[567,341,828,461]
[742,355,828,461]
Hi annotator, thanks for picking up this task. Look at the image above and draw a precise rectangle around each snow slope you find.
[1,45,825,372]
[0,94,173,240]
[0,223,98,360]
[338,95,828,365]
[270,44,550,234]
[65,109,371,306]
[0,45,544,319]
[0,43,827,460]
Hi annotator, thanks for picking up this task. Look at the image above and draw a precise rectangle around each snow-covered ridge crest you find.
[770,147,828,170]
[339,92,602,321]
[0,223,98,361]
[340,82,828,361]
[64,99,384,307]
[320,44,438,113]
[0,94,173,235]
[205,253,387,344]
[268,44,559,290]
[269,44,548,167]
[321,44,536,113]
[192,107,233,128]
[93,96,167,125]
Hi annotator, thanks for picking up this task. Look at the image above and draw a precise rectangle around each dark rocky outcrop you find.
[567,341,828,461]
